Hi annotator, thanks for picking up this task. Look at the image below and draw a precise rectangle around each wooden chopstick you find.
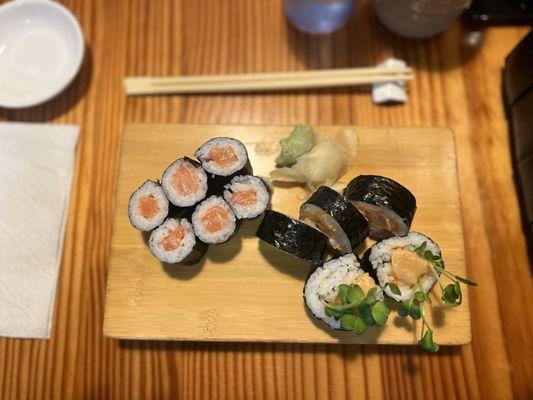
[124,67,413,95]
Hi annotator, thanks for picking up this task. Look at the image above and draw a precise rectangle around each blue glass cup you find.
[284,0,355,34]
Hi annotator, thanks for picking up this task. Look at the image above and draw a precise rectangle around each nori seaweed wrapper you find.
[179,240,209,265]
[360,247,379,284]
[256,210,328,263]
[300,186,369,253]
[205,162,254,196]
[344,175,417,231]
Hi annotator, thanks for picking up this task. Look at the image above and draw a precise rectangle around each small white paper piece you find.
[372,58,408,104]
[0,122,80,339]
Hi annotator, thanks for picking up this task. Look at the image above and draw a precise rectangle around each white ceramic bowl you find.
[0,0,84,108]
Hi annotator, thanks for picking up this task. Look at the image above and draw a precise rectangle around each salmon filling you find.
[209,146,238,168]
[158,225,186,251]
[200,205,231,233]
[138,195,159,219]
[391,247,430,286]
[171,163,199,196]
[231,189,257,206]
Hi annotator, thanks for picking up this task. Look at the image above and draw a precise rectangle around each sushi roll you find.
[299,186,369,254]
[195,137,253,194]
[192,196,237,244]
[128,180,169,231]
[223,175,270,219]
[256,210,328,263]
[304,254,383,329]
[195,137,251,177]
[148,218,208,264]
[344,175,417,240]
[362,232,441,302]
[161,157,208,207]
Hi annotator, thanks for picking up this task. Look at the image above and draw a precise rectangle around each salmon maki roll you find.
[161,157,208,207]
[195,137,251,177]
[192,196,237,244]
[149,218,208,265]
[128,180,169,231]
[223,175,270,219]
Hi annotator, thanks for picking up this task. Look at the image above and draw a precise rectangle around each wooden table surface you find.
[0,0,531,399]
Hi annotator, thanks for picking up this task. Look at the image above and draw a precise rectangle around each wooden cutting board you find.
[104,124,471,345]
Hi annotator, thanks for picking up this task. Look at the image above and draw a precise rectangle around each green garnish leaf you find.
[340,314,357,330]
[455,275,478,286]
[414,291,427,302]
[414,241,427,255]
[424,250,435,261]
[325,306,345,319]
[371,302,391,326]
[347,285,365,305]
[442,283,461,307]
[409,303,421,320]
[362,287,378,306]
[337,284,351,303]
[419,330,439,352]
[397,302,410,317]
[352,316,367,335]
[358,304,375,326]
[385,282,401,296]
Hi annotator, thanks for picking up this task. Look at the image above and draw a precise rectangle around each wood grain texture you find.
[0,0,531,398]
[105,124,469,344]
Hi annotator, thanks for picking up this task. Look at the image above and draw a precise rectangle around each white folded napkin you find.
[0,122,80,339]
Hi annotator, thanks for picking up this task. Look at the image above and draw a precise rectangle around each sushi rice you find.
[128,180,169,231]
[367,232,441,302]
[148,218,197,264]
[161,157,208,207]
[223,175,270,219]
[192,196,237,244]
[195,137,249,176]
[304,254,383,329]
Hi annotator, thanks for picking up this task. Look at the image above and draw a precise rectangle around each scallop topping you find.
[171,162,199,196]
[209,146,238,168]
[158,225,186,251]
[201,205,232,233]
[351,273,377,294]
[391,247,431,286]
[138,195,159,219]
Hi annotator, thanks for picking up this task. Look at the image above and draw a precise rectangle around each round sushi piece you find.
[128,180,169,231]
[161,157,208,207]
[299,186,369,254]
[195,137,251,177]
[256,210,328,263]
[344,175,417,240]
[362,232,441,302]
[192,196,237,244]
[223,175,270,219]
[304,254,383,329]
[149,218,208,264]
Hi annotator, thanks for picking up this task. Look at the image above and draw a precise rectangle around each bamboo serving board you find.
[104,124,470,345]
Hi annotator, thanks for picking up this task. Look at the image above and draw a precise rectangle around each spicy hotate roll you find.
[362,232,441,302]
[128,180,169,231]
[344,175,416,239]
[192,196,237,244]
[148,218,208,265]
[161,157,208,207]
[223,175,270,220]
[304,254,389,332]
[299,186,369,254]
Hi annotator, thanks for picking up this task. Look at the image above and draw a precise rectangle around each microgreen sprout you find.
[394,241,477,352]
[321,284,391,334]
[413,241,477,308]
